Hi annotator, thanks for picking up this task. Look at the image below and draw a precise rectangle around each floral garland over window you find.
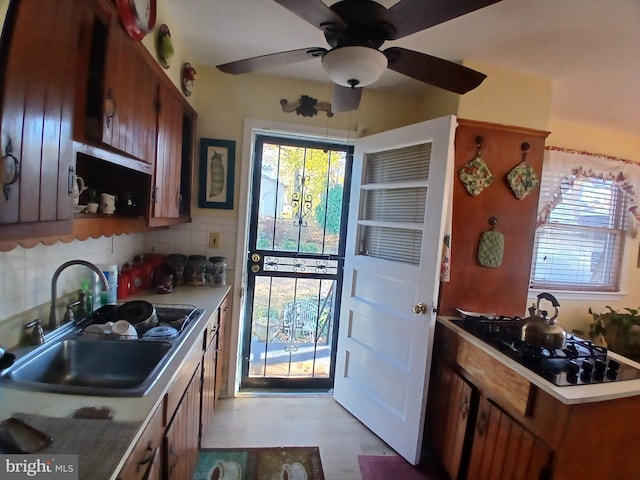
[537,146,640,236]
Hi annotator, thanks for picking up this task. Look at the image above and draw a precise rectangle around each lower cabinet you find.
[118,295,230,480]
[426,361,474,480]
[467,396,551,480]
[116,403,163,480]
[426,361,552,480]
[165,364,202,480]
[200,310,219,444]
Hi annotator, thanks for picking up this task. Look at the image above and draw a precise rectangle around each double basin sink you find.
[0,304,204,397]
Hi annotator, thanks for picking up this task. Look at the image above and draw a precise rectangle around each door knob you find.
[412,303,427,314]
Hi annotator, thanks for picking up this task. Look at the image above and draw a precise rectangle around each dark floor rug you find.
[193,447,324,480]
[358,455,448,480]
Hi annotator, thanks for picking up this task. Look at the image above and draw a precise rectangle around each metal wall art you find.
[280,95,333,117]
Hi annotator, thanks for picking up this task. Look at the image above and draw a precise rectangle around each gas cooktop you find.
[451,316,640,387]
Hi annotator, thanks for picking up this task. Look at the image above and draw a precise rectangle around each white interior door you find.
[333,115,456,465]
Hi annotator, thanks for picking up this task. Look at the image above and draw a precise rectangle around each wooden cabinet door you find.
[101,16,156,163]
[151,83,183,221]
[468,396,552,480]
[117,403,163,480]
[200,320,218,443]
[165,364,201,480]
[426,361,473,480]
[214,295,230,406]
[0,0,77,234]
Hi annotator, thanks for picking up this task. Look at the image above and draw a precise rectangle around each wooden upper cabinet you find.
[76,1,156,165]
[149,82,194,227]
[0,0,79,238]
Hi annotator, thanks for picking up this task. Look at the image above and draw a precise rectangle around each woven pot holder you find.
[507,161,539,200]
[507,142,539,200]
[459,154,494,196]
[477,218,504,268]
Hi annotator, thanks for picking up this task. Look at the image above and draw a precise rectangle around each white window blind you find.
[530,174,627,291]
[357,143,431,266]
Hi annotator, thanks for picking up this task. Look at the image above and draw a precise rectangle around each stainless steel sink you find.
[1,338,172,396]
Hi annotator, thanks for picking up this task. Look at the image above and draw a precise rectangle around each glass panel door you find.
[241,134,352,389]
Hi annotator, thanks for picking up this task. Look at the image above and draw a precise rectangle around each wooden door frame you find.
[225,118,359,397]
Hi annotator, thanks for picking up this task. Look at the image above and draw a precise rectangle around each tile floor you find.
[200,394,398,480]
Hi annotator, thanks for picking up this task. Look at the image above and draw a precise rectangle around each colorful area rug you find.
[193,447,324,480]
[358,455,448,480]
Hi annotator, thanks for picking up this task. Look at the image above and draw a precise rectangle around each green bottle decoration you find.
[209,150,225,197]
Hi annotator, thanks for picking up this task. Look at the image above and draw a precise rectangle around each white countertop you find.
[0,284,231,479]
[438,315,640,405]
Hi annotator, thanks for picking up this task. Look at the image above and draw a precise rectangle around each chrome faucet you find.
[48,260,109,331]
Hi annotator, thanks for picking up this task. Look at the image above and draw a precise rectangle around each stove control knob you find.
[593,359,607,381]
[567,360,580,384]
[580,361,594,382]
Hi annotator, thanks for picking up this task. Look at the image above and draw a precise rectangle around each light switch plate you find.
[209,232,220,248]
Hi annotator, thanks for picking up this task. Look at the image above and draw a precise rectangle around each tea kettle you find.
[520,292,566,350]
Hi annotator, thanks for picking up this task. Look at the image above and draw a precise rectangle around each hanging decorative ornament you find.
[157,24,174,69]
[181,62,197,96]
[477,217,504,268]
[459,135,494,196]
[507,142,539,200]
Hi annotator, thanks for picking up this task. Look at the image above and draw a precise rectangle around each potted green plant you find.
[589,306,640,361]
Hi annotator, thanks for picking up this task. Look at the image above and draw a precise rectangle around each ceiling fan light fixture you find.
[321,46,388,88]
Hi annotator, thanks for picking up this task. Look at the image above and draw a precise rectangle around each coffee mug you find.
[208,460,241,480]
[280,463,307,480]
[100,193,116,214]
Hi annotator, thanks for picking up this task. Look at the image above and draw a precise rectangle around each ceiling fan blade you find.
[217,48,326,74]
[272,0,347,34]
[387,0,501,39]
[384,47,486,94]
[332,83,363,112]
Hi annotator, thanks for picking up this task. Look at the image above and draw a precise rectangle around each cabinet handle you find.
[460,396,469,418]
[168,445,178,470]
[104,92,116,128]
[175,189,181,208]
[141,446,159,480]
[476,410,487,436]
[2,138,20,201]
[67,166,75,196]
[137,442,155,472]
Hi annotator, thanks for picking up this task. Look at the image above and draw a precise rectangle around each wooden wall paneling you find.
[438,119,550,317]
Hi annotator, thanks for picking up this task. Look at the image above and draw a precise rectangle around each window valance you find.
[538,146,640,236]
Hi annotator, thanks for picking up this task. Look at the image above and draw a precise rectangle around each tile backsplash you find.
[0,214,238,348]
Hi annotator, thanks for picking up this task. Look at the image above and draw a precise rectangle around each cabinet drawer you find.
[456,336,533,417]
[117,402,163,480]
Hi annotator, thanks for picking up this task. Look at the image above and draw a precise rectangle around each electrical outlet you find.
[209,232,220,248]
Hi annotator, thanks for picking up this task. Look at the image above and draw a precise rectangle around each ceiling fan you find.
[217,0,501,112]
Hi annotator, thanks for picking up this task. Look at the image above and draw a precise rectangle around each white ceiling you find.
[165,0,640,137]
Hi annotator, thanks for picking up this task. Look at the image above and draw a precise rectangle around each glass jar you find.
[166,254,187,285]
[208,256,227,287]
[185,255,207,286]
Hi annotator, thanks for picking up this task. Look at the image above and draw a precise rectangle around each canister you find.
[208,256,227,287]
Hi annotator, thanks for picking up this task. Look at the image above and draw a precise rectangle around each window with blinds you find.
[530,174,628,291]
[357,143,431,266]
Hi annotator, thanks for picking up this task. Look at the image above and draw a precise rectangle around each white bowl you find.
[112,320,138,339]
